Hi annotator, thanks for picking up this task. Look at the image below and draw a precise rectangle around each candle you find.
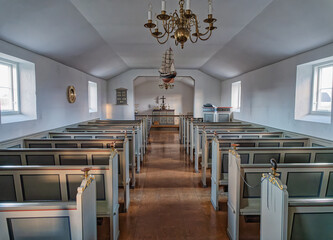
[148,3,152,20]
[162,0,166,11]
[208,0,213,14]
[186,0,191,10]
[155,20,158,29]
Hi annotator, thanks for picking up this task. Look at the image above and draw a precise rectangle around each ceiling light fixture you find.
[144,0,217,49]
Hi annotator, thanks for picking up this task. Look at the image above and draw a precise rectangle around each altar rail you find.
[0,176,99,240]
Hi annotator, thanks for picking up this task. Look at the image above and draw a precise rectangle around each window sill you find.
[1,114,36,124]
[296,114,331,124]
[233,109,240,113]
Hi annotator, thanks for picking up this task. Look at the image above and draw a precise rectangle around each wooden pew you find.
[201,132,285,187]
[0,173,98,240]
[185,120,246,153]
[196,131,286,174]
[78,121,147,154]
[260,176,333,240]
[92,119,148,140]
[48,131,139,184]
[0,149,119,239]
[224,149,333,239]
[22,138,131,212]
[190,126,266,163]
[66,126,144,165]
[211,141,333,211]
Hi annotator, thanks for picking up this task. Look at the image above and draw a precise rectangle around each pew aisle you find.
[118,131,259,240]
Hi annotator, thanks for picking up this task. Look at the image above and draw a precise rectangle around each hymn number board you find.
[116,88,127,105]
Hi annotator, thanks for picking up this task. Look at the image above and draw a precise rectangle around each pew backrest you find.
[0,150,118,217]
[0,175,98,240]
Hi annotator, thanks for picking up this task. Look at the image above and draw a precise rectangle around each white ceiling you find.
[0,0,333,80]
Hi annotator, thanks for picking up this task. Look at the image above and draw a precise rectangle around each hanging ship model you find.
[159,48,177,88]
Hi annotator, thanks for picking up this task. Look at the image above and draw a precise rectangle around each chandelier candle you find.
[144,0,217,49]
[186,0,191,10]
[162,1,166,11]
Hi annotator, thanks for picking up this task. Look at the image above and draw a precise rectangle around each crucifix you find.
[160,95,166,110]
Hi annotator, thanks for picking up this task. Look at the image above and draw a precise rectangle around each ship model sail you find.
[159,48,177,83]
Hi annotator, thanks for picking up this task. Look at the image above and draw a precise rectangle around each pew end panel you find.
[260,174,288,240]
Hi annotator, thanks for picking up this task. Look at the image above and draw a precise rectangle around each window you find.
[231,81,241,111]
[0,59,19,114]
[116,88,127,105]
[88,81,98,113]
[312,63,333,113]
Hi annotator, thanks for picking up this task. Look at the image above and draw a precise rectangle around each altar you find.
[152,96,175,125]
[152,109,175,125]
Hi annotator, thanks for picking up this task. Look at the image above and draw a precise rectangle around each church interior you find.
[1,0,333,239]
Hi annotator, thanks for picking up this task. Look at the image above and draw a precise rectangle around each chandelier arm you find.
[163,19,175,34]
[156,34,171,44]
[189,33,199,43]
[198,30,213,41]
[192,15,210,37]
[149,27,169,39]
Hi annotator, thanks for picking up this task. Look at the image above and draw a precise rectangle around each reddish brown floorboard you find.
[117,130,259,240]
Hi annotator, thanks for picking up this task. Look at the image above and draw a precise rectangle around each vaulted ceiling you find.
[0,0,333,80]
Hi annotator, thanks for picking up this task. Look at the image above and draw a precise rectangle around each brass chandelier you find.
[144,0,217,49]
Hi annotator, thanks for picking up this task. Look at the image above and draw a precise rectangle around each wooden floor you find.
[118,130,259,240]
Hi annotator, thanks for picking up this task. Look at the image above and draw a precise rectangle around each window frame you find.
[231,81,241,112]
[311,61,333,115]
[88,81,98,113]
[0,57,20,115]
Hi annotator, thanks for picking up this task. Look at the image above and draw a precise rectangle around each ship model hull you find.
[159,48,177,84]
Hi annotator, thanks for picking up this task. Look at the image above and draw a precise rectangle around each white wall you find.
[221,42,333,141]
[0,40,107,142]
[134,80,194,115]
[107,69,221,119]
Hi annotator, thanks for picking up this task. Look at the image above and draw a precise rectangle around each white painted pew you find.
[225,150,333,239]
[66,126,144,166]
[48,131,139,185]
[186,120,248,154]
[22,138,130,212]
[79,121,146,154]
[259,174,333,240]
[0,149,119,239]
[201,132,285,187]
[191,126,267,166]
[0,174,98,240]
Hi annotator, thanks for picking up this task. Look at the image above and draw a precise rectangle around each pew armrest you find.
[288,198,333,206]
[0,202,76,211]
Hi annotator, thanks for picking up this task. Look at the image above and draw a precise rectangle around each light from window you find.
[231,81,241,111]
[88,81,98,113]
[0,60,19,114]
[312,64,333,113]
